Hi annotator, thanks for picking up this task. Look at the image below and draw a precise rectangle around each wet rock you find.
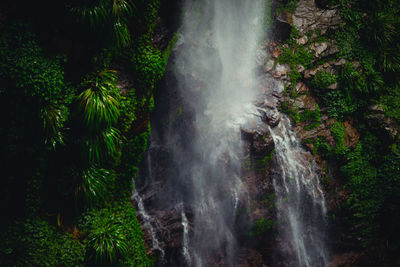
[343,120,359,148]
[368,104,385,113]
[264,58,275,72]
[292,0,340,35]
[294,95,317,110]
[295,82,309,94]
[235,248,264,267]
[297,64,306,74]
[241,123,274,154]
[296,35,309,45]
[367,113,399,141]
[310,42,329,57]
[333,58,347,66]
[271,47,283,59]
[255,49,268,66]
[259,108,281,127]
[329,252,364,267]
[328,82,338,90]
[272,64,288,78]
[294,123,334,146]
[366,104,399,141]
[310,41,339,58]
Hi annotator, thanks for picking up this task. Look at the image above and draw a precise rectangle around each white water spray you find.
[269,116,328,266]
[132,186,165,259]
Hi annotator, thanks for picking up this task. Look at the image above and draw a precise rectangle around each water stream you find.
[134,0,329,266]
[269,116,328,267]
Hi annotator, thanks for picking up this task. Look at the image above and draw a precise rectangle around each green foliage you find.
[380,86,400,122]
[118,90,138,135]
[83,127,121,163]
[277,46,313,70]
[315,138,332,158]
[130,39,166,90]
[81,203,152,266]
[280,101,300,123]
[310,71,337,94]
[299,104,322,130]
[321,90,359,120]
[69,0,135,49]
[75,166,116,207]
[76,70,120,131]
[40,103,68,148]
[330,121,349,158]
[0,25,65,103]
[250,218,274,237]
[341,134,380,245]
[276,0,298,14]
[0,218,85,266]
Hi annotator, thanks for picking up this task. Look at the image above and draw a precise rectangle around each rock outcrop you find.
[292,0,340,34]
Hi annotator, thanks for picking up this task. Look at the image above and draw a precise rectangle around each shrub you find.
[299,104,322,130]
[0,218,85,266]
[280,101,300,123]
[310,71,337,94]
[74,166,116,207]
[0,24,65,103]
[81,203,152,266]
[76,70,120,132]
[330,121,349,158]
[130,39,166,90]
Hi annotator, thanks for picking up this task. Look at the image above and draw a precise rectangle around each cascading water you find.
[132,185,165,260]
[134,0,330,266]
[269,116,328,267]
[170,0,266,264]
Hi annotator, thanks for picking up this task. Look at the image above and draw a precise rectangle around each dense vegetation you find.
[278,0,400,263]
[0,0,175,265]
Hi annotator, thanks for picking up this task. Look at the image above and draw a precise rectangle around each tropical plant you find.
[69,0,135,48]
[76,70,120,132]
[84,127,121,163]
[74,166,115,206]
[40,103,67,148]
[85,210,128,263]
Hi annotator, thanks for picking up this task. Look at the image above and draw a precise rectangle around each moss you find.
[310,71,337,94]
[280,101,300,123]
[331,121,349,158]
[299,104,322,130]
[249,218,274,237]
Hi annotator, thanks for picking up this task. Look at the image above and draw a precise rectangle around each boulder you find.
[259,108,282,127]
[296,82,309,94]
[292,0,340,35]
[343,120,359,148]
[294,95,317,110]
[367,104,399,141]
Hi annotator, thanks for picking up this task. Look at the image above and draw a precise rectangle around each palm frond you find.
[75,166,115,206]
[40,103,66,148]
[77,70,120,131]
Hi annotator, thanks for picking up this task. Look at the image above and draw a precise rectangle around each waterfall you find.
[181,204,192,265]
[269,116,328,267]
[132,186,165,260]
[134,0,330,266]
[169,0,266,264]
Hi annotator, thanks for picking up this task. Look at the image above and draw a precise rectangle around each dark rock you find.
[295,82,309,94]
[259,108,281,127]
[343,120,359,148]
[292,0,340,35]
[367,114,399,141]
[294,95,317,110]
[235,248,264,267]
